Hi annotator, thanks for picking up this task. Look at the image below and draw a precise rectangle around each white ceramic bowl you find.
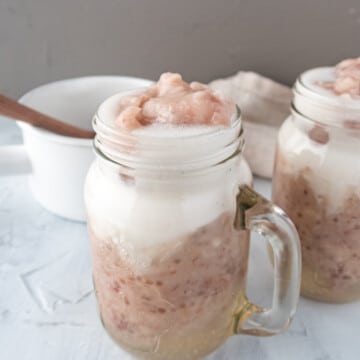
[0,76,153,221]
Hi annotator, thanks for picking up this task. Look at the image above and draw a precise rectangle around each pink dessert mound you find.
[114,72,235,130]
[318,57,360,98]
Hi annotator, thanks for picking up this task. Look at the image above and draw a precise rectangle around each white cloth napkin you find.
[209,72,293,178]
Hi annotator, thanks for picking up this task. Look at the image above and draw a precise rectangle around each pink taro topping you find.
[318,57,360,98]
[114,73,235,130]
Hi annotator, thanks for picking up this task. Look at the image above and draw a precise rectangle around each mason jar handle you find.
[233,185,301,336]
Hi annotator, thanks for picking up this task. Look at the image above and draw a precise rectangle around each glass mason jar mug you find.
[85,92,301,360]
[272,68,360,303]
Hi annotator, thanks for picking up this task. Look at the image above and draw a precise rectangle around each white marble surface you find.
[0,117,359,360]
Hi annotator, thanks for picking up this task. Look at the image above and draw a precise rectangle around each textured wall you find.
[1,0,360,97]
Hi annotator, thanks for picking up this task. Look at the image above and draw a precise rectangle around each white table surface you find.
[1,117,359,360]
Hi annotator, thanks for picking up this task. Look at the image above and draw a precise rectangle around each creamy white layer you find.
[277,117,360,213]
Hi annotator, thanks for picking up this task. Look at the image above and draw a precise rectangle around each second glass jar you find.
[272,68,360,303]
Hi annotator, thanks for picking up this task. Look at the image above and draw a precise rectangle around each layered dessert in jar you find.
[272,58,360,302]
[85,73,253,359]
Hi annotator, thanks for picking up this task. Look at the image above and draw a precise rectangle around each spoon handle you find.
[0,94,95,139]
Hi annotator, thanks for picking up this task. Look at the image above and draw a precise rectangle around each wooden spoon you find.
[0,94,95,139]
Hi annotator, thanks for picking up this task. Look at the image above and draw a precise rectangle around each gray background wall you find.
[1,0,359,98]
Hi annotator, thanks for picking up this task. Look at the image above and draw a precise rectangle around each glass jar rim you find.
[290,101,360,133]
[92,90,244,172]
[94,90,242,141]
[293,67,360,128]
[299,68,360,106]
